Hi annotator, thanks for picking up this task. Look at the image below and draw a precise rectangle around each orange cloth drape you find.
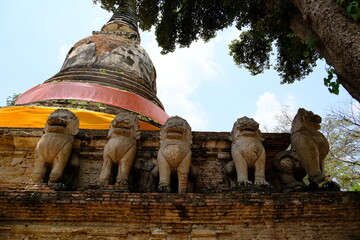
[0,106,159,130]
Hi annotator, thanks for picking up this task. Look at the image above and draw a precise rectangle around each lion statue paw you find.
[237,180,253,187]
[312,177,341,191]
[158,184,171,193]
[115,178,129,187]
[254,179,270,186]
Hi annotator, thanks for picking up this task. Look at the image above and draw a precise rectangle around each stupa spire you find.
[101,2,140,42]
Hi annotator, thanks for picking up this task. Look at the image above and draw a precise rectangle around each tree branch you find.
[290,0,360,101]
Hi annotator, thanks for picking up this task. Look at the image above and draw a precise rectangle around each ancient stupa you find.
[0,5,168,130]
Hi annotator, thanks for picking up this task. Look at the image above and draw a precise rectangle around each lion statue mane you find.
[32,109,79,184]
[99,112,140,188]
[224,116,269,188]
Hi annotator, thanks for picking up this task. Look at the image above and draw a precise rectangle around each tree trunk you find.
[290,0,360,102]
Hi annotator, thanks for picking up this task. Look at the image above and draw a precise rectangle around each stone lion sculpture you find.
[32,109,79,184]
[224,116,269,188]
[154,116,196,193]
[273,108,340,191]
[99,112,140,188]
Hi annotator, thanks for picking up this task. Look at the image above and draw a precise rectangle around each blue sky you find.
[0,0,355,131]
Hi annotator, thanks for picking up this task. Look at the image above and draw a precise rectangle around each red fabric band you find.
[15,82,169,125]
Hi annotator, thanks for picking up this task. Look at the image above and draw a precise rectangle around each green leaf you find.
[323,66,340,94]
[304,38,315,49]
[287,33,296,38]
[347,3,354,15]
[347,1,359,16]
[351,13,359,20]
[303,51,309,58]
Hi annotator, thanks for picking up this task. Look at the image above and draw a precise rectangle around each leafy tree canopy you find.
[322,101,360,190]
[93,0,360,100]
[6,93,20,107]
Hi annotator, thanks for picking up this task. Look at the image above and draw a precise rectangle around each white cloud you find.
[92,17,102,26]
[222,25,241,43]
[284,95,296,109]
[92,17,107,29]
[144,33,222,130]
[254,92,297,132]
[58,44,69,63]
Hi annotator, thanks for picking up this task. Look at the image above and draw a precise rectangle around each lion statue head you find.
[230,116,263,141]
[159,116,192,144]
[291,108,322,133]
[44,109,79,136]
[107,112,140,140]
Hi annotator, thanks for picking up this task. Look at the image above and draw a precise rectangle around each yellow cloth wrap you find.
[0,106,159,130]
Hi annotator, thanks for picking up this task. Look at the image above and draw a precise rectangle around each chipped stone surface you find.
[61,34,156,92]
[61,42,96,68]
[11,157,23,166]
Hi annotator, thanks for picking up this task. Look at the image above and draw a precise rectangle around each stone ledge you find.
[1,185,359,218]
[0,128,290,192]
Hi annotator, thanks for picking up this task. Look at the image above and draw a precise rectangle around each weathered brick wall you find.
[1,128,359,239]
[0,184,359,239]
[0,128,290,192]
